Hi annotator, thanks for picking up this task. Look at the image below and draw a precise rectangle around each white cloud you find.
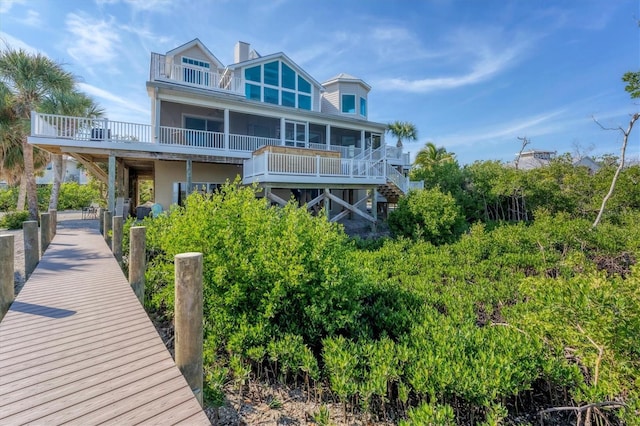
[65,13,121,65]
[77,82,148,117]
[436,109,567,149]
[0,31,41,54]
[0,0,25,14]
[374,27,536,94]
[95,0,172,10]
[19,10,40,26]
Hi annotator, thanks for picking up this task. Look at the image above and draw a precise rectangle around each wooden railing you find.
[157,126,225,149]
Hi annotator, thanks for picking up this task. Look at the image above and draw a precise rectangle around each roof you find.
[166,38,225,69]
[323,73,371,91]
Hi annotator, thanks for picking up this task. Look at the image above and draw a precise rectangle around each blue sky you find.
[1,0,638,164]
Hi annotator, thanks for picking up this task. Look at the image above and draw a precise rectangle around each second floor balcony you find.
[150,53,244,94]
[30,112,410,164]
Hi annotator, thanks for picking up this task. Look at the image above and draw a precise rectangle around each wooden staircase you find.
[377,180,403,203]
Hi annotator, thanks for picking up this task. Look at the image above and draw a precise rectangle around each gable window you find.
[282,63,295,89]
[298,76,311,93]
[243,60,313,110]
[298,94,311,110]
[264,87,279,104]
[282,90,296,107]
[360,97,367,117]
[264,61,279,86]
[182,57,210,86]
[341,94,356,114]
[246,83,261,100]
[245,65,261,82]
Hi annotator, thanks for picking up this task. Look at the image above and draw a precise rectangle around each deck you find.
[0,222,210,425]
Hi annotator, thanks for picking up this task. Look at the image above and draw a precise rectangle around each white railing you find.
[150,53,243,94]
[408,180,424,190]
[158,126,224,149]
[32,113,152,143]
[386,163,409,193]
[244,151,386,180]
[229,134,280,151]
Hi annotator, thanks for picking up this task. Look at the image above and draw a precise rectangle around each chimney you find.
[234,41,250,63]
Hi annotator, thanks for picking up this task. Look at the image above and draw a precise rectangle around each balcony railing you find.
[243,151,386,181]
[31,113,153,144]
[150,53,243,94]
[30,113,415,189]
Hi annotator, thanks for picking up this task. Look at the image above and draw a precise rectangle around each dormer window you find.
[341,94,356,114]
[182,56,210,85]
[360,97,367,117]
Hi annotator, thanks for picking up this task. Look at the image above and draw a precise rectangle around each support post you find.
[324,188,330,220]
[0,234,14,321]
[104,210,113,248]
[371,189,378,232]
[186,160,192,197]
[40,213,51,255]
[108,154,116,213]
[175,252,203,406]
[129,226,146,304]
[48,209,57,239]
[23,221,39,279]
[98,208,104,235]
[112,216,123,263]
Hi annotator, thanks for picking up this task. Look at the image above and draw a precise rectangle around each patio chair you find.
[82,203,99,219]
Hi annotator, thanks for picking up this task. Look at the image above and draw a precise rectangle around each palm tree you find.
[414,142,454,169]
[0,47,75,220]
[386,121,418,149]
[40,89,103,210]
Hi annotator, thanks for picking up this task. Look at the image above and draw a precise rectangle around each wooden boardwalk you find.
[0,222,210,425]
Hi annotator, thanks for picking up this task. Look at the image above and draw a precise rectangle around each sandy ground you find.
[0,210,100,296]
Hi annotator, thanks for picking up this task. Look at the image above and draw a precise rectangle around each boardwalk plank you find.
[0,224,210,425]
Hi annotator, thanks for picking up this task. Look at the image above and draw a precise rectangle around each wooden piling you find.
[174,252,203,406]
[112,215,123,263]
[48,209,57,239]
[103,211,112,248]
[23,221,39,279]
[40,213,51,255]
[99,208,104,235]
[129,226,146,304]
[0,234,14,321]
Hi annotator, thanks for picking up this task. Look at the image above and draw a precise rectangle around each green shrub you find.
[388,188,467,243]
[0,187,18,211]
[1,211,30,229]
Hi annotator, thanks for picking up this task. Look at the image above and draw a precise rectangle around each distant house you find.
[28,38,422,223]
[510,150,556,170]
[573,156,601,174]
[36,156,90,185]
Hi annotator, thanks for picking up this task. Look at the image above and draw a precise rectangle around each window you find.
[184,116,220,132]
[243,60,313,110]
[298,94,311,110]
[282,63,295,89]
[298,76,311,93]
[264,61,279,86]
[182,57,210,86]
[246,83,261,100]
[342,94,355,113]
[264,87,279,104]
[245,65,261,82]
[360,97,367,117]
[285,121,306,147]
[282,90,296,107]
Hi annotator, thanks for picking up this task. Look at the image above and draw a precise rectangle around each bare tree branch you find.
[592,113,640,228]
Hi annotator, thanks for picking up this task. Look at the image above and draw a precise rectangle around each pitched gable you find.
[166,38,225,69]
